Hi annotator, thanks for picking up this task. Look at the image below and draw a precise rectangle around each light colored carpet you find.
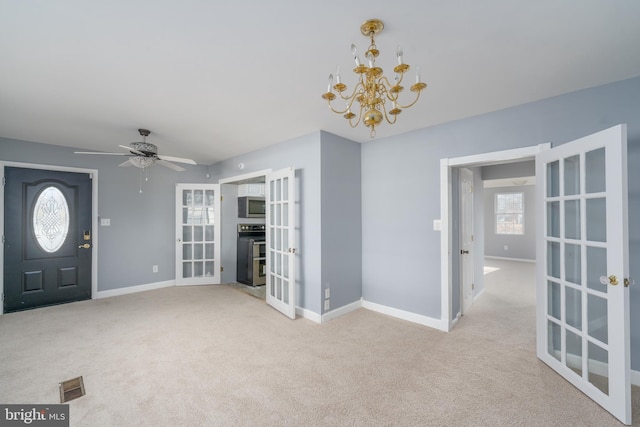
[0,259,637,426]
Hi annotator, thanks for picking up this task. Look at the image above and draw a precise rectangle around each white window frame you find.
[495,191,524,235]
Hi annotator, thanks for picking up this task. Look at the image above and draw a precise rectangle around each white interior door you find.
[175,184,221,286]
[266,167,296,319]
[459,168,474,314]
[536,124,630,424]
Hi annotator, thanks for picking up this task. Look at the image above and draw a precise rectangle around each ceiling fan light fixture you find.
[129,156,155,169]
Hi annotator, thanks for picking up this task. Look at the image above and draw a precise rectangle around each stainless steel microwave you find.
[238,196,265,218]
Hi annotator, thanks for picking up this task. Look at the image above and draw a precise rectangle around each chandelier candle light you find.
[322,19,427,138]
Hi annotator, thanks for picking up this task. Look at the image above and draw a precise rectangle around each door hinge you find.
[220,266,224,272]
[221,196,224,202]
[2,176,5,186]
[472,283,475,290]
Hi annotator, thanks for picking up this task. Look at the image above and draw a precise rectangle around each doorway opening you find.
[219,169,271,301]
[440,144,550,330]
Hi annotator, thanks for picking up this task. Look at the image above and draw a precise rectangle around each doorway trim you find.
[218,168,272,185]
[439,143,550,331]
[0,161,99,315]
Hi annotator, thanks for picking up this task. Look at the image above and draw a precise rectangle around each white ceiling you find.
[1,1,639,166]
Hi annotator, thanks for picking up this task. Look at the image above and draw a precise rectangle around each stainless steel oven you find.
[237,224,266,286]
[252,241,266,286]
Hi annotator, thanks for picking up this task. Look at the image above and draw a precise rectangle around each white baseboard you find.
[296,306,321,324]
[484,255,536,263]
[632,369,640,387]
[94,280,175,299]
[361,299,448,332]
[321,299,362,323]
[473,287,485,302]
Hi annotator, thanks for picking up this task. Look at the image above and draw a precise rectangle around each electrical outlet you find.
[324,300,330,311]
[325,288,330,299]
[152,265,158,273]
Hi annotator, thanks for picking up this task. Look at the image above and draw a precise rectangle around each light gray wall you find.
[484,185,536,260]
[0,137,210,291]
[320,132,362,313]
[361,76,640,370]
[482,160,535,180]
[208,132,323,314]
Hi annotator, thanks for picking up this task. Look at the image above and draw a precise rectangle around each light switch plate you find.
[100,218,111,226]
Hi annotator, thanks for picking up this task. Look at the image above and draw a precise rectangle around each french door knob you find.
[600,275,619,286]
[460,249,469,255]
[78,243,91,249]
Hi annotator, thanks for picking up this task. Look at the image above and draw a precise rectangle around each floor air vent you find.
[59,376,85,403]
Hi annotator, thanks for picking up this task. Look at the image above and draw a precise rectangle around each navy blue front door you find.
[4,167,92,312]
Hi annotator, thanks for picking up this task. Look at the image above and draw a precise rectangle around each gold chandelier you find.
[322,19,427,138]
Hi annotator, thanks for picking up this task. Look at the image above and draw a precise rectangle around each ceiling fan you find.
[75,128,197,171]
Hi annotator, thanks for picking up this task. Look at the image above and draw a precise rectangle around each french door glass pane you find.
[205,225,214,241]
[588,342,609,396]
[564,155,580,196]
[194,244,203,260]
[183,190,192,206]
[566,329,583,377]
[548,241,561,278]
[183,262,192,278]
[205,243,214,259]
[548,281,561,320]
[586,198,607,242]
[585,148,606,193]
[183,244,192,260]
[586,247,607,293]
[194,262,203,277]
[588,294,608,344]
[565,286,582,330]
[564,200,580,239]
[194,226,203,242]
[205,261,214,277]
[183,226,192,242]
[205,190,215,206]
[565,244,581,285]
[194,190,203,207]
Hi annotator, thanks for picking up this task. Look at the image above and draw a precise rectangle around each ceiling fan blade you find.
[118,160,133,167]
[75,151,128,156]
[118,144,146,156]
[157,154,197,165]
[157,159,186,172]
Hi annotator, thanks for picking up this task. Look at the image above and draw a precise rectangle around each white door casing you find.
[535,124,630,424]
[266,167,296,319]
[175,183,221,286]
[459,168,474,314]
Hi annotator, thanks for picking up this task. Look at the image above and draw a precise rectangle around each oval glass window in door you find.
[32,186,70,253]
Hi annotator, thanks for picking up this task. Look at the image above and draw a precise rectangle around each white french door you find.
[536,124,630,424]
[266,167,296,319]
[175,184,221,286]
